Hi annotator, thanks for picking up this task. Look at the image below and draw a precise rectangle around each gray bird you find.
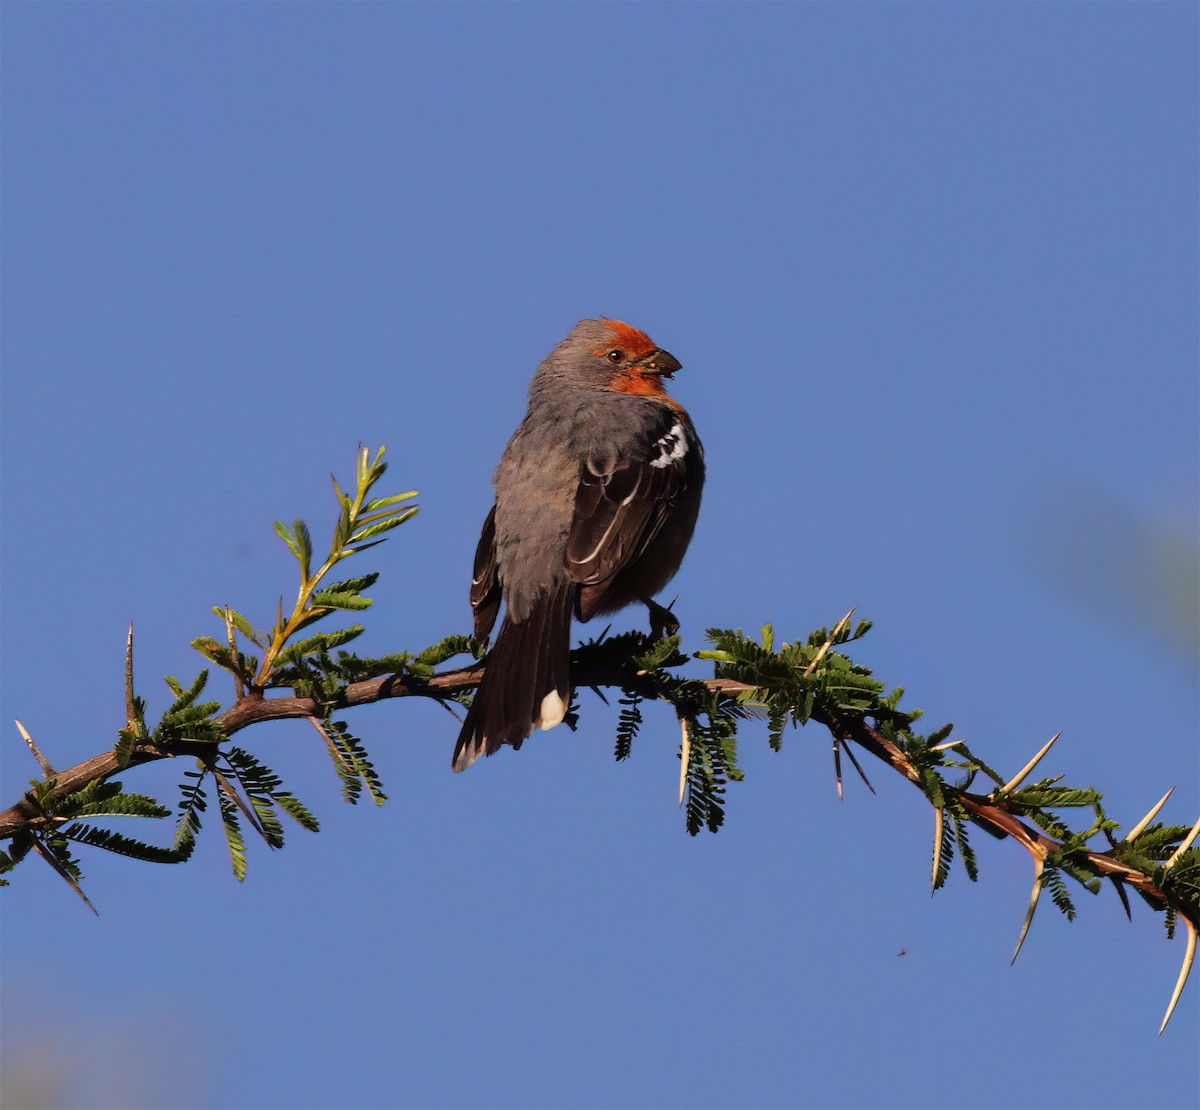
[454,319,705,771]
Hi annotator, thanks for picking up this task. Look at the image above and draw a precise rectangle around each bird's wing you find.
[470,503,501,641]
[564,416,694,591]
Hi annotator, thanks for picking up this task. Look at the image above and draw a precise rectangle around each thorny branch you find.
[1,662,1193,936]
[8,440,1194,1031]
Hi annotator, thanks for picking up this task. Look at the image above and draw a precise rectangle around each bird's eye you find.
[607,349,624,363]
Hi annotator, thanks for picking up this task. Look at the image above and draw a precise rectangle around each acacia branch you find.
[6,450,1191,1034]
[1,661,1192,934]
[0,665,476,838]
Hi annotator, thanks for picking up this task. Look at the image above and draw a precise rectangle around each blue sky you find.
[2,4,1196,1109]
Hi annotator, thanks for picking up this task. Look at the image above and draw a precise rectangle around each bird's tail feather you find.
[452,581,573,772]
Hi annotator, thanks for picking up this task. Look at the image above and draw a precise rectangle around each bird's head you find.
[542,319,683,398]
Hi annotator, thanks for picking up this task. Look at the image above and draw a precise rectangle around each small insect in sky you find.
[897,948,908,957]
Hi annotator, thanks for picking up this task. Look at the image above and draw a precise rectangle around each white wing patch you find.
[649,421,688,469]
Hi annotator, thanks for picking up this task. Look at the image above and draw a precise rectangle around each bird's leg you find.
[641,596,680,640]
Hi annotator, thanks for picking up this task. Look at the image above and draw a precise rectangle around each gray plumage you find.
[454,319,704,772]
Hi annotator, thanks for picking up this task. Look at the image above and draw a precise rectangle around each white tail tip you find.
[537,690,566,731]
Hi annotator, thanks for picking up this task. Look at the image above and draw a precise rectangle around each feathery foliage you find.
[0,444,1194,1032]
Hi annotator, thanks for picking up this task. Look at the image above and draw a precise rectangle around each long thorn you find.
[804,608,855,677]
[435,698,465,723]
[1012,858,1047,964]
[841,739,877,795]
[224,607,245,701]
[829,607,856,642]
[833,737,844,803]
[308,717,349,768]
[1159,917,1197,1036]
[125,622,136,724]
[931,738,966,752]
[213,768,268,840]
[1000,732,1062,796]
[15,719,54,777]
[31,840,98,915]
[931,807,944,893]
[1125,787,1176,843]
[1107,875,1133,922]
[678,717,691,808]
[1164,815,1200,868]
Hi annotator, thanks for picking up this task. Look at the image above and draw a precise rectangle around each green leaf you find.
[364,491,418,512]
[921,768,946,810]
[58,781,171,821]
[276,793,320,832]
[634,634,686,671]
[212,606,266,647]
[412,635,474,673]
[154,695,225,749]
[927,722,955,747]
[191,638,240,672]
[349,512,416,544]
[222,746,320,841]
[1044,867,1077,921]
[766,705,788,752]
[60,824,191,864]
[292,519,314,577]
[247,794,286,849]
[275,626,366,666]
[218,788,247,881]
[310,590,373,611]
[615,690,642,762]
[675,695,742,836]
[1010,785,1101,809]
[173,766,209,852]
[330,650,416,682]
[114,727,139,770]
[274,520,301,560]
[321,572,380,596]
[949,803,979,882]
[164,670,209,713]
[322,720,387,805]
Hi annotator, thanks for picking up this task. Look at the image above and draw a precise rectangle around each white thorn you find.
[803,608,856,677]
[1012,858,1047,965]
[1125,787,1176,843]
[1000,732,1062,796]
[1159,916,1197,1036]
[15,718,54,777]
[931,738,966,752]
[931,807,944,894]
[1164,814,1200,869]
[678,718,692,808]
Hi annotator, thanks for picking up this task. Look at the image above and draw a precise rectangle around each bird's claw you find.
[644,598,680,641]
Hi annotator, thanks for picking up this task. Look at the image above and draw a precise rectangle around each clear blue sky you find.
[2,4,1196,1109]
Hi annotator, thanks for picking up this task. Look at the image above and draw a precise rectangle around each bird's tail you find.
[452,581,574,772]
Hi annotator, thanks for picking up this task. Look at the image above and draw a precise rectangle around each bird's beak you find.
[638,348,682,379]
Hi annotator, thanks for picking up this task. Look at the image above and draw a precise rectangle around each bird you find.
[453,318,705,772]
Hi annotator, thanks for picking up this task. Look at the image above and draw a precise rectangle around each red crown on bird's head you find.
[596,320,657,362]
